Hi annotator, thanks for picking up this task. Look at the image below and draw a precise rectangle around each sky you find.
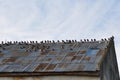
[0,0,120,71]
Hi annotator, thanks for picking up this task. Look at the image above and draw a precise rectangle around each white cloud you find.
[0,0,120,72]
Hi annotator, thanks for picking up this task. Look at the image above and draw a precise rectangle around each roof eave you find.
[0,71,100,77]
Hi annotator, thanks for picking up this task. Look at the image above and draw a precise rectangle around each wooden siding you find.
[100,40,119,80]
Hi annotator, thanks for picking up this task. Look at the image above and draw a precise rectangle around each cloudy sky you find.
[0,0,120,71]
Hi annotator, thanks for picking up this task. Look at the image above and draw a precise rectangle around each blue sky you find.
[0,0,120,71]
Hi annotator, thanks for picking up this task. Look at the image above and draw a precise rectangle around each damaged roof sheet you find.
[0,39,110,72]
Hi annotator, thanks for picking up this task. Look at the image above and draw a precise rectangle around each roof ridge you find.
[0,37,113,45]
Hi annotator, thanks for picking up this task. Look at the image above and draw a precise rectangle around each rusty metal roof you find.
[0,37,113,73]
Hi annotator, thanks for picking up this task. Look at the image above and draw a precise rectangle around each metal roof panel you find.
[0,38,110,73]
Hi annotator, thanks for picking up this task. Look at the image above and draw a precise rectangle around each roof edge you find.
[0,36,114,45]
[0,71,100,77]
[98,36,115,67]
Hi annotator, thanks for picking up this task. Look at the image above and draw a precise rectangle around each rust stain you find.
[71,56,82,61]
[41,51,48,55]
[83,56,91,61]
[2,57,17,64]
[67,52,76,56]
[34,63,48,71]
[36,57,44,62]
[54,56,63,62]
[63,57,73,62]
[46,64,57,70]
[96,49,104,56]
[79,50,86,54]
[0,53,3,57]
[58,63,68,69]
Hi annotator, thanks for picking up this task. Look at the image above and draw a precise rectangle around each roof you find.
[0,37,114,76]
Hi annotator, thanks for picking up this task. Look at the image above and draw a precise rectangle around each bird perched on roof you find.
[91,39,93,42]
[101,39,104,41]
[104,38,107,41]
[87,39,89,42]
[84,39,86,42]
[57,40,60,43]
[62,40,65,43]
[40,41,43,43]
[52,40,55,43]
[94,39,96,41]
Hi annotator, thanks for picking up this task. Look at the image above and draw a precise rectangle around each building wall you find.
[101,41,120,80]
[0,76,100,80]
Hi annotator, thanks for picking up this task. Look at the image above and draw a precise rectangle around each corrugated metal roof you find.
[0,38,112,73]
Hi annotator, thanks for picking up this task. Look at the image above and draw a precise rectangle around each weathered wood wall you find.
[100,42,119,80]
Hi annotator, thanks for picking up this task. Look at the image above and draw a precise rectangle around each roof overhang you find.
[0,71,99,77]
